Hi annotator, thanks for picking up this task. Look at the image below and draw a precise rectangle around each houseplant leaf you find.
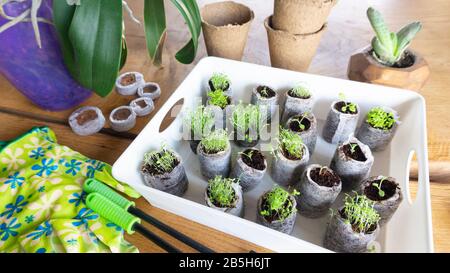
[367,7,393,54]
[396,22,422,55]
[68,0,123,97]
[120,37,128,70]
[144,0,166,66]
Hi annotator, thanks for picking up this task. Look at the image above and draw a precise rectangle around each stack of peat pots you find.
[265,0,337,72]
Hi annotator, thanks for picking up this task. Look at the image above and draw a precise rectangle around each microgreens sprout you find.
[366,107,395,130]
[338,93,357,113]
[342,193,380,233]
[200,129,229,154]
[208,89,230,109]
[349,143,359,154]
[278,127,304,159]
[260,187,300,221]
[207,176,237,208]
[239,149,254,161]
[372,176,387,198]
[291,112,310,131]
[186,105,215,138]
[210,73,230,91]
[319,166,328,176]
[290,85,311,98]
[232,102,264,142]
[143,145,177,174]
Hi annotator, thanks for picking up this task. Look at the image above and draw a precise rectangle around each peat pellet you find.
[285,113,318,156]
[68,106,105,136]
[281,90,313,123]
[109,106,137,132]
[360,176,403,226]
[231,149,267,192]
[197,142,231,180]
[130,97,155,116]
[205,182,244,217]
[330,136,374,192]
[207,77,233,96]
[256,193,297,234]
[141,152,189,197]
[323,213,379,253]
[137,82,161,100]
[356,107,400,151]
[250,85,279,122]
[323,100,360,144]
[271,144,310,187]
[295,164,342,218]
[115,72,145,96]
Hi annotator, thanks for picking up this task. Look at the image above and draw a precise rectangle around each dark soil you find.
[241,149,266,170]
[340,210,377,234]
[256,85,276,98]
[261,196,292,223]
[335,101,358,114]
[364,178,398,201]
[113,108,132,120]
[143,84,158,93]
[76,110,98,126]
[120,73,136,86]
[310,167,340,187]
[141,151,179,176]
[287,89,311,99]
[371,49,415,68]
[136,100,147,108]
[343,143,367,162]
[207,187,236,208]
[289,116,311,132]
[208,80,229,92]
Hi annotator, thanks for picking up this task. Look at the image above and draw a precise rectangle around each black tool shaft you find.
[133,223,181,253]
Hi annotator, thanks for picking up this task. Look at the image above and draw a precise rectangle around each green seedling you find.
[207,176,236,208]
[366,107,395,130]
[342,193,380,233]
[208,89,230,109]
[367,7,422,66]
[372,176,388,198]
[290,84,311,98]
[291,112,310,131]
[260,187,300,221]
[259,86,269,97]
[143,145,177,174]
[186,105,215,138]
[232,102,264,142]
[210,73,230,91]
[239,149,254,161]
[319,166,328,176]
[338,93,357,113]
[200,129,229,154]
[349,143,359,155]
[278,127,304,159]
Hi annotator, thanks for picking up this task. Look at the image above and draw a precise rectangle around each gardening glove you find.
[0,126,140,253]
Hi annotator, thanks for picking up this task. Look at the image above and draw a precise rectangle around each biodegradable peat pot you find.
[281,89,314,123]
[356,106,400,151]
[347,47,430,91]
[141,151,188,197]
[273,0,337,34]
[330,136,374,192]
[285,113,318,155]
[324,212,379,253]
[322,100,360,144]
[201,1,254,61]
[234,128,260,148]
[265,16,327,72]
[205,182,244,217]
[295,164,342,218]
[271,144,310,187]
[360,176,403,226]
[231,149,267,192]
[250,85,279,122]
[256,192,297,234]
[197,141,232,180]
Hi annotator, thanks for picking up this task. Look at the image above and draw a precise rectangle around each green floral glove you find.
[0,127,140,253]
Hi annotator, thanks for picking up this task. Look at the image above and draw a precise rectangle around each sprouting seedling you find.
[260,86,269,97]
[239,149,254,161]
[200,129,229,154]
[367,7,422,66]
[290,84,311,98]
[207,89,229,109]
[366,107,395,130]
[278,127,304,159]
[319,166,328,176]
[232,103,264,142]
[260,186,300,221]
[338,93,357,113]
[372,176,387,198]
[186,105,215,138]
[207,176,236,208]
[210,73,230,91]
[349,143,359,154]
[143,145,177,174]
[291,112,310,131]
[342,192,380,233]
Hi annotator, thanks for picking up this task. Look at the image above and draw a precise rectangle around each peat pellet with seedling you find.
[330,136,374,192]
[207,89,233,128]
[205,176,244,217]
[357,106,400,151]
[141,146,188,197]
[256,187,299,234]
[232,103,265,147]
[281,84,313,123]
[360,176,402,226]
[137,82,161,100]
[231,148,267,192]
[323,93,360,144]
[109,106,137,132]
[197,129,231,180]
[251,85,279,122]
[295,164,342,218]
[115,72,145,96]
[184,105,215,154]
[285,112,318,156]
[271,127,310,187]
[208,73,232,95]
[69,106,105,136]
[324,194,380,253]
[130,97,154,117]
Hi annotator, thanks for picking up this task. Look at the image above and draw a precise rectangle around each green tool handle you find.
[84,178,134,210]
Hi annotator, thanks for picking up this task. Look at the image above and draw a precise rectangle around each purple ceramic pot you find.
[0,0,92,111]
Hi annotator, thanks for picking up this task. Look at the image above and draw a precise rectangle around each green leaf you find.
[367,7,393,53]
[396,22,422,54]
[68,0,123,97]
[120,38,128,70]
[144,0,167,66]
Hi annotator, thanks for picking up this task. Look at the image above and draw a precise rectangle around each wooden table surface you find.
[0,0,449,252]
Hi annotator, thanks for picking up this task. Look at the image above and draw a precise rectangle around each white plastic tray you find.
[112,57,433,253]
